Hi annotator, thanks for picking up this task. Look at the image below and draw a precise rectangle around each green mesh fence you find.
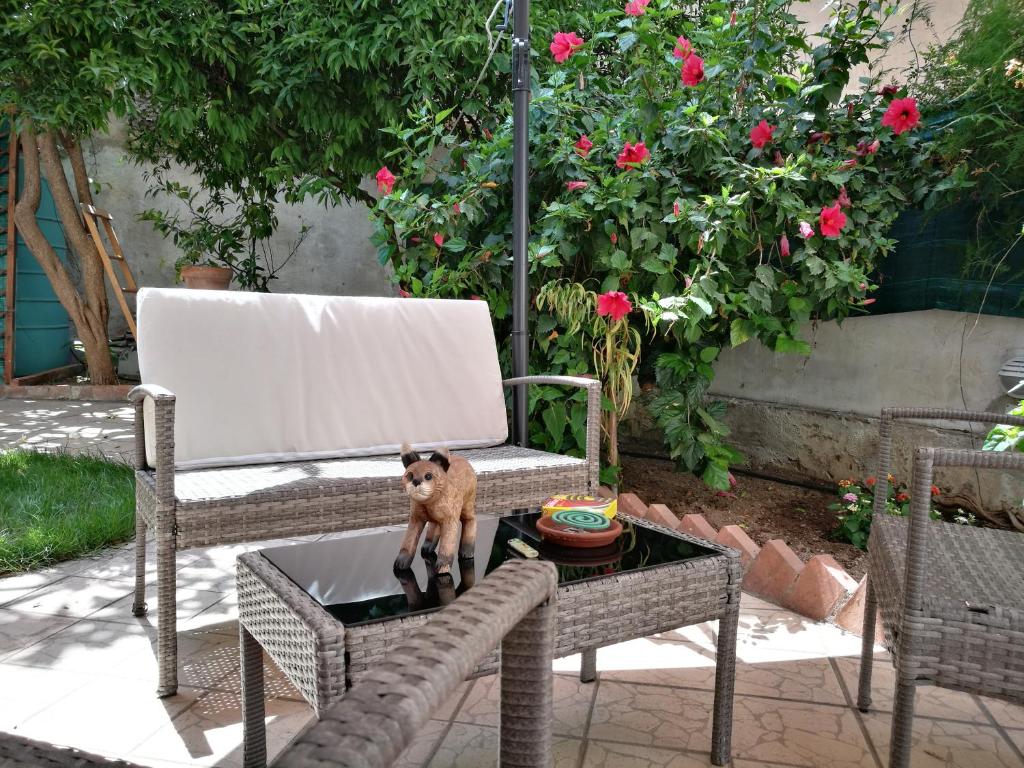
[869,204,1024,318]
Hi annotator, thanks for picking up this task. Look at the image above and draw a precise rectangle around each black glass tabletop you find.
[262,510,720,627]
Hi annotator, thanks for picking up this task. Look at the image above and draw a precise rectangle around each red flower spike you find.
[596,291,632,322]
[819,203,847,238]
[550,32,584,63]
[881,97,921,135]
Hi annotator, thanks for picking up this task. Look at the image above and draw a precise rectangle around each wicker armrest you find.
[503,375,602,490]
[276,558,558,768]
[127,384,176,503]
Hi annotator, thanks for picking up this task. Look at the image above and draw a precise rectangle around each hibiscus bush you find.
[370,0,959,486]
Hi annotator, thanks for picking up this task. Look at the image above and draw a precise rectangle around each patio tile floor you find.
[1,534,1023,767]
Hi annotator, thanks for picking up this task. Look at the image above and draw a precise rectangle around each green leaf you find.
[730,319,754,347]
[699,346,720,363]
[774,336,812,355]
[702,461,731,491]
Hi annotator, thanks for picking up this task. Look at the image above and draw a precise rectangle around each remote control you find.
[508,538,539,559]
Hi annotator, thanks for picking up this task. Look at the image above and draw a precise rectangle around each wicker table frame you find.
[237,514,742,768]
[128,375,600,697]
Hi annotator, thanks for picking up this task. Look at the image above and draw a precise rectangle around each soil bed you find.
[622,455,867,579]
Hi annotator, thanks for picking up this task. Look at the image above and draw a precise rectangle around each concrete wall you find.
[621,310,1024,512]
[82,122,392,336]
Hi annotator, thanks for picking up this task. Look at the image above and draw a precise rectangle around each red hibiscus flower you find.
[681,54,705,86]
[819,203,847,238]
[931,485,940,496]
[896,491,910,503]
[375,166,396,195]
[433,233,445,248]
[610,232,618,245]
[624,0,650,16]
[837,186,852,209]
[550,32,584,63]
[854,138,881,157]
[615,141,650,169]
[749,119,775,149]
[779,233,791,258]
[673,36,693,60]
[839,158,858,170]
[881,97,921,135]
[865,476,877,487]
[566,180,588,191]
[574,134,593,158]
[808,131,832,145]
[596,291,632,322]
[880,84,899,98]
[868,139,881,154]
[398,288,411,298]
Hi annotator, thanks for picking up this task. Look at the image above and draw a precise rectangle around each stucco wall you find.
[82,122,392,336]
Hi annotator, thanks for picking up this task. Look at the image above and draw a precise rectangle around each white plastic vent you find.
[999,355,1024,397]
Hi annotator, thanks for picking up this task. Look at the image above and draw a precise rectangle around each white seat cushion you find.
[136,289,509,470]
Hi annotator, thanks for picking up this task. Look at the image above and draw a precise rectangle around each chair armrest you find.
[873,407,1024,516]
[127,385,176,503]
[503,376,601,491]
[275,559,558,768]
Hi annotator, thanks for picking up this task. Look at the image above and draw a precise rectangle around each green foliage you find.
[372,0,958,481]
[983,400,1024,453]
[122,0,606,203]
[913,0,1024,280]
[0,451,135,574]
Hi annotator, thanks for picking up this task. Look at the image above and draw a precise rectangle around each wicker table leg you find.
[580,647,597,683]
[710,598,739,766]
[131,513,148,617]
[241,625,267,768]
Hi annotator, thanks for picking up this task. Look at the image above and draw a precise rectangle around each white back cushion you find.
[136,288,509,470]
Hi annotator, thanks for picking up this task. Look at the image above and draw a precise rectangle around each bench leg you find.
[131,512,148,617]
[156,528,178,697]
[580,647,597,683]
[710,598,739,766]
[241,625,267,768]
[889,677,916,768]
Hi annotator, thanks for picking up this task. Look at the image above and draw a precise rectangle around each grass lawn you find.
[0,450,135,575]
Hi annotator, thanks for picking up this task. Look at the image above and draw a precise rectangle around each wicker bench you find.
[127,288,600,696]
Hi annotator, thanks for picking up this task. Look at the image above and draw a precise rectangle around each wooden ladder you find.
[81,203,138,338]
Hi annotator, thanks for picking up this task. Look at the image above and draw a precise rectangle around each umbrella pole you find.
[510,0,530,447]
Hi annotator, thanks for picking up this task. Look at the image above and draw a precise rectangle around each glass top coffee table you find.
[236,510,742,767]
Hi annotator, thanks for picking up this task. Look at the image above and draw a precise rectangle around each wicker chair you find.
[857,407,1024,768]
[0,558,558,768]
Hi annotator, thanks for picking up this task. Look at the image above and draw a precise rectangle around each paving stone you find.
[784,554,858,621]
[678,513,718,541]
[715,525,760,569]
[743,539,804,602]
[617,492,649,519]
[645,503,679,528]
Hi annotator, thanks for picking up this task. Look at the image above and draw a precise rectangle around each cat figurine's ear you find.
[428,447,451,473]
[400,442,421,468]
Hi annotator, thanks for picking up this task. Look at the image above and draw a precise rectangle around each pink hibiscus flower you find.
[615,141,650,169]
[566,181,589,191]
[574,134,593,158]
[799,221,815,239]
[681,54,704,86]
[375,166,395,195]
[624,0,650,16]
[596,291,632,322]
[881,97,921,135]
[819,203,847,238]
[673,36,693,60]
[550,32,584,63]
[749,119,775,149]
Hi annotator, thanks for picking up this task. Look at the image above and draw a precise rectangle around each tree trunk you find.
[12,128,117,384]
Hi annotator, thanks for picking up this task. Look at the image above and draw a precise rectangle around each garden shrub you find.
[371,0,960,485]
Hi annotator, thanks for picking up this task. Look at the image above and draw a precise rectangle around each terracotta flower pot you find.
[181,265,232,290]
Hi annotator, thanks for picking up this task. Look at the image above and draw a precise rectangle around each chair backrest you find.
[136,289,509,470]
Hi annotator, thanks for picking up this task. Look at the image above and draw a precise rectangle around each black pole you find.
[510,0,530,447]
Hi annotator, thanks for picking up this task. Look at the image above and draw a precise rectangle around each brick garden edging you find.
[609,490,880,638]
[0,384,132,401]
